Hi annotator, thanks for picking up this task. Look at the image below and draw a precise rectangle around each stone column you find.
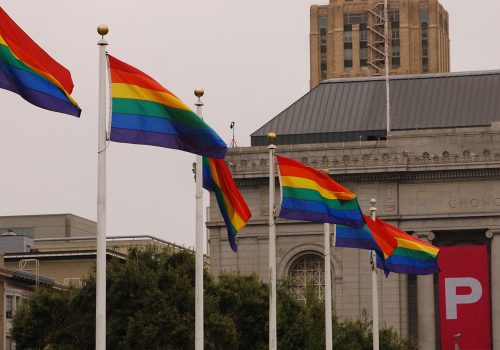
[415,232,436,350]
[489,230,500,350]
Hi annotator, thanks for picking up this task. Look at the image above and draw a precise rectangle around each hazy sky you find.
[1,1,499,249]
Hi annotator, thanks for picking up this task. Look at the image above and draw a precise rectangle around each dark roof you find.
[251,70,500,146]
[11,270,55,287]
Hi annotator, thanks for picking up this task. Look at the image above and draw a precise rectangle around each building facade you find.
[0,214,186,286]
[0,252,57,350]
[209,71,500,349]
[0,215,189,349]
[310,0,450,87]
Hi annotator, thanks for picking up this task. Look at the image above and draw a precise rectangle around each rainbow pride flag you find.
[203,157,251,252]
[0,7,80,117]
[336,215,397,260]
[276,155,365,229]
[108,55,227,159]
[375,219,440,275]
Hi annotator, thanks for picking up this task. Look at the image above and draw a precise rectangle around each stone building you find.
[208,70,500,349]
[310,0,450,87]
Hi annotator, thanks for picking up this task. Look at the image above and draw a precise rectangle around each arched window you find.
[288,253,325,302]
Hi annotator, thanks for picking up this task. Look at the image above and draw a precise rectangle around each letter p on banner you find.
[445,277,482,320]
[438,245,491,350]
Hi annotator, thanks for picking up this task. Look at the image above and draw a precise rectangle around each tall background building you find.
[310,0,450,87]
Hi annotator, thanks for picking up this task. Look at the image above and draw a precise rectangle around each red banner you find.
[438,245,491,350]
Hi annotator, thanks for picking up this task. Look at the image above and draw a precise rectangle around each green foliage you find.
[12,247,417,350]
[209,274,268,349]
[12,285,95,350]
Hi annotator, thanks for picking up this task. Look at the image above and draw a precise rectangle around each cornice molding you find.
[234,168,500,187]
[227,149,500,177]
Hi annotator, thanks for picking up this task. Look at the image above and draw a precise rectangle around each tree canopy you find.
[12,247,417,350]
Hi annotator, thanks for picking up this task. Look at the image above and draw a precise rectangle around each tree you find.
[12,247,417,350]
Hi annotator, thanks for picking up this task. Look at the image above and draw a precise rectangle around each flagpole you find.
[96,24,109,350]
[324,223,333,350]
[268,132,277,350]
[370,198,379,350]
[384,0,390,134]
[194,88,205,350]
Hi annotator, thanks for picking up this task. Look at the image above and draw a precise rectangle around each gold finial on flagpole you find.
[194,88,204,98]
[97,24,109,37]
[267,132,277,144]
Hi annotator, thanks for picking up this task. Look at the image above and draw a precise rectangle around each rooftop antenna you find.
[230,121,238,147]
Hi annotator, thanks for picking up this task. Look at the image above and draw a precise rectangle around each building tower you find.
[310,0,450,87]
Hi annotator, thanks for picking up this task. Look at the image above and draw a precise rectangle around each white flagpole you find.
[370,198,379,350]
[384,0,391,134]
[96,24,109,350]
[268,132,277,350]
[194,88,205,350]
[324,223,333,350]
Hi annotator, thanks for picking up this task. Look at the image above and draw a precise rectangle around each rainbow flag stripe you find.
[0,7,80,117]
[376,220,440,275]
[277,155,365,228]
[203,157,251,252]
[336,215,397,260]
[108,55,227,158]
[0,7,81,117]
[336,223,381,251]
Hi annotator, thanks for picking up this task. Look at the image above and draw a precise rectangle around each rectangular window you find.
[6,295,13,319]
[392,45,400,68]
[359,21,368,68]
[360,48,368,59]
[344,48,353,61]
[321,63,327,80]
[420,10,429,73]
[319,16,329,81]
[344,48,353,70]
[420,10,429,22]
[344,13,367,25]
[389,10,400,23]
[5,336,12,350]
[392,28,400,40]
[392,46,400,58]
[344,31,352,43]
[360,47,368,67]
[391,18,400,69]
[422,57,428,72]
[360,30,367,42]
[319,16,328,29]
